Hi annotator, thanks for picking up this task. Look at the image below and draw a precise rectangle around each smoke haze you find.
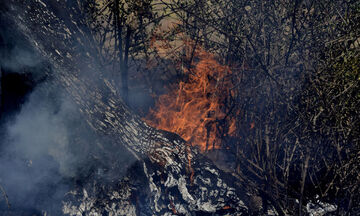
[0,19,91,214]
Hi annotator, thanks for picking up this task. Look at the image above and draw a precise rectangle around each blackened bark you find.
[2,1,258,215]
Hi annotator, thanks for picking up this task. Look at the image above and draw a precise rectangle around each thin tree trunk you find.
[299,151,310,216]
[114,0,128,104]
[122,26,131,104]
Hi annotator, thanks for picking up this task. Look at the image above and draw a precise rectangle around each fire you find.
[222,205,231,210]
[250,122,255,129]
[145,42,236,152]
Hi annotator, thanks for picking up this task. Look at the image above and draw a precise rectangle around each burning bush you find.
[145,42,236,152]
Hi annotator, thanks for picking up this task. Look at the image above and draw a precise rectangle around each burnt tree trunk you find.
[2,1,258,215]
[114,0,130,104]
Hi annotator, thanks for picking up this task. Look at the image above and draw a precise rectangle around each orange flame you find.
[145,42,235,152]
[250,122,255,129]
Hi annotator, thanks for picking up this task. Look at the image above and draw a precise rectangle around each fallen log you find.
[2,1,260,215]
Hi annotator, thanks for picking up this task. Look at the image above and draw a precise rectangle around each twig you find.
[0,183,11,209]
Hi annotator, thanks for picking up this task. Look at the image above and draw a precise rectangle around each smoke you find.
[0,76,121,213]
[0,14,138,214]
[0,2,145,213]
[3,86,78,176]
[0,45,43,72]
[0,21,84,213]
[0,23,43,72]
[0,83,85,213]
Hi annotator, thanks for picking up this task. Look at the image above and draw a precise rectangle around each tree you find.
[2,0,257,214]
[87,0,162,104]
